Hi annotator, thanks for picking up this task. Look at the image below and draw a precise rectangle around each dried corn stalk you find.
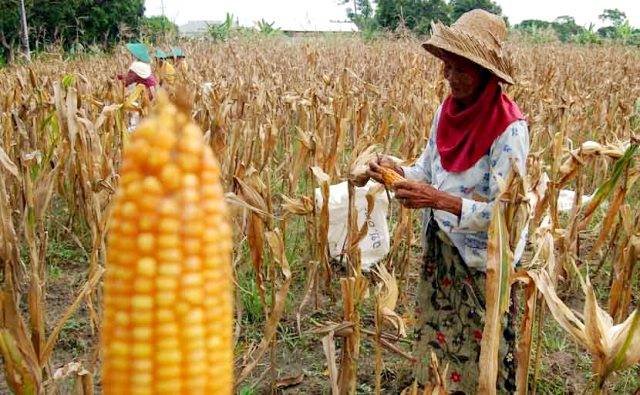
[373,263,407,337]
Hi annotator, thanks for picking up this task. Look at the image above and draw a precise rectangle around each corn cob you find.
[378,166,406,188]
[102,93,233,394]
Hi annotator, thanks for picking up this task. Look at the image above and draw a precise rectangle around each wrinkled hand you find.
[394,181,463,215]
[366,156,403,185]
[394,181,440,209]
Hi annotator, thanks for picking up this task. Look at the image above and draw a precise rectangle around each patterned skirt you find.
[413,219,518,394]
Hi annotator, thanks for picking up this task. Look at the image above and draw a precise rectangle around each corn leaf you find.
[582,142,638,222]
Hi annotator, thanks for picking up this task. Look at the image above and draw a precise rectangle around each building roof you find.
[178,17,357,36]
[276,19,358,32]
[179,20,228,36]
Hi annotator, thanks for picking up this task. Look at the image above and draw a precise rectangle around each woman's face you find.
[441,52,488,102]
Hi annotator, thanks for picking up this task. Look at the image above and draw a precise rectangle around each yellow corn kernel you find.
[158,234,180,249]
[132,342,152,357]
[156,276,177,292]
[160,163,181,191]
[133,278,153,293]
[155,380,181,393]
[137,257,156,276]
[156,309,174,322]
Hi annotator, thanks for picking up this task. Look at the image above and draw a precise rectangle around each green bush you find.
[208,13,234,42]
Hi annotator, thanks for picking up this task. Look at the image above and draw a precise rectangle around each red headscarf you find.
[436,78,524,172]
[132,74,157,89]
[124,71,157,90]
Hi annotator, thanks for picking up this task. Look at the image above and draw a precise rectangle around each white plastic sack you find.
[127,112,141,133]
[527,172,596,213]
[558,189,595,212]
[315,180,390,271]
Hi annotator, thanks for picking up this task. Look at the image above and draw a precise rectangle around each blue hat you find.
[155,49,169,59]
[126,43,151,63]
[171,47,185,58]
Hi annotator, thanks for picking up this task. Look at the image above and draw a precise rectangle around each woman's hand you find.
[366,156,403,185]
[394,181,462,216]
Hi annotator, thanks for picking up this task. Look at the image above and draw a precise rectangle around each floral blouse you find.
[401,106,530,270]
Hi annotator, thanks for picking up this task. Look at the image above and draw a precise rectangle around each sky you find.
[144,0,640,29]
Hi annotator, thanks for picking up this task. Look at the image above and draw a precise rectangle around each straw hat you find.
[129,61,152,79]
[422,9,515,85]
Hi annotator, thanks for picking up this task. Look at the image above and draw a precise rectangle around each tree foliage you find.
[599,9,627,28]
[375,0,451,34]
[514,8,639,45]
[0,0,144,61]
[142,16,178,43]
[340,0,375,30]
[449,0,502,22]
[208,13,235,42]
[255,20,282,36]
[551,16,583,42]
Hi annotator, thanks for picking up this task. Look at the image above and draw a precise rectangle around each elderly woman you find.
[118,61,157,98]
[117,44,157,132]
[367,10,528,393]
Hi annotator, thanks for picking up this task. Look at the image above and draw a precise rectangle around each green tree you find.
[340,0,374,20]
[597,26,617,39]
[599,8,627,28]
[340,0,375,30]
[551,15,585,42]
[256,19,281,36]
[0,1,21,62]
[75,0,145,44]
[374,0,399,30]
[143,16,178,43]
[208,13,234,42]
[573,23,602,44]
[614,21,633,44]
[515,19,553,30]
[597,8,634,43]
[375,0,450,33]
[0,0,145,62]
[449,0,502,21]
[629,29,640,46]
[513,19,558,43]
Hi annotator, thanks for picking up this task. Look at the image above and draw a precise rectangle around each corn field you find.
[0,37,639,394]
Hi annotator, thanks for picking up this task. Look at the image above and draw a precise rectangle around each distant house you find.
[179,20,238,37]
[178,18,357,38]
[179,21,214,37]
[278,19,358,36]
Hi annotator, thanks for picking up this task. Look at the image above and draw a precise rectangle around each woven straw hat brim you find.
[422,22,515,85]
